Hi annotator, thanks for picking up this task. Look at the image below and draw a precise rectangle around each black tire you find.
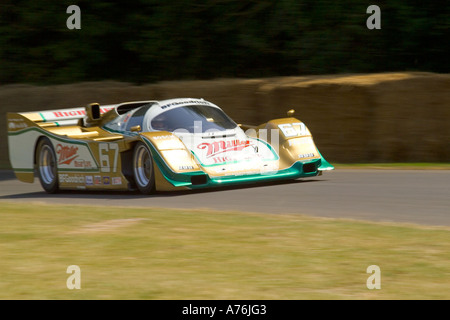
[35,137,59,193]
[132,142,156,195]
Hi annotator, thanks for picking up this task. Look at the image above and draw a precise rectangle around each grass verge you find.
[0,201,449,299]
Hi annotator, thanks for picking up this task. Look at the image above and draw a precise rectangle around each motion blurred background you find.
[0,0,449,166]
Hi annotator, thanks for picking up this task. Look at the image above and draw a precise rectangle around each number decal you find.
[99,144,110,172]
[109,143,119,172]
[278,123,297,137]
[99,143,119,173]
[278,122,307,137]
[292,122,307,136]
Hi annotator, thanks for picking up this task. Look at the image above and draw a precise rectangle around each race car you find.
[7,98,333,194]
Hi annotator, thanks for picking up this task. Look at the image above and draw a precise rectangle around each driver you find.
[152,113,169,131]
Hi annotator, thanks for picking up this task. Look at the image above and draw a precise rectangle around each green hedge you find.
[1,0,448,84]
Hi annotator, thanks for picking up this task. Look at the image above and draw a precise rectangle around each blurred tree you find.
[0,0,448,84]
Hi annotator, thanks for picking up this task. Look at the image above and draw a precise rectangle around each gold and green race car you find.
[7,98,333,194]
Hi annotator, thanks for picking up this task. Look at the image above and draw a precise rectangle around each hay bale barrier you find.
[1,72,449,168]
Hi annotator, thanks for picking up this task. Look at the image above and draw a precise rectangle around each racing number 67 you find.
[99,143,119,173]
[278,122,307,137]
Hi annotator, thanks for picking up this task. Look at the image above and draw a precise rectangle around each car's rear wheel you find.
[36,137,59,193]
[133,142,155,194]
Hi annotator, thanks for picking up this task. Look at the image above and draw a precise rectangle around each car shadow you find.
[0,170,16,182]
[158,178,325,196]
[0,178,325,201]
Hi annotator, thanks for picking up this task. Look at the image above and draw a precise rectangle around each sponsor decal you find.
[179,165,194,170]
[85,176,93,186]
[84,161,93,169]
[56,144,79,165]
[298,153,315,159]
[59,174,85,184]
[94,175,102,185]
[211,156,231,164]
[153,135,174,140]
[73,159,93,169]
[53,110,85,118]
[8,119,28,130]
[74,160,84,168]
[50,106,114,119]
[211,160,279,176]
[123,113,131,124]
[112,177,122,185]
[197,140,253,158]
[103,176,110,185]
[160,99,211,110]
[288,139,302,147]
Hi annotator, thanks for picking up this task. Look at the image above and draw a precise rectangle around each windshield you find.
[150,105,237,133]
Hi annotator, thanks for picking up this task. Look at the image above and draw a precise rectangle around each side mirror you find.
[130,125,141,132]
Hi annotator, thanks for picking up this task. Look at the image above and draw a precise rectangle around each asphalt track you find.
[0,169,449,226]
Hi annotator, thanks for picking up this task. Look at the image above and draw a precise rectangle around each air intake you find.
[191,175,208,185]
[303,163,316,173]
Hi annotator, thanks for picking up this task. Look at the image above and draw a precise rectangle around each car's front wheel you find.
[36,137,59,193]
[133,142,155,194]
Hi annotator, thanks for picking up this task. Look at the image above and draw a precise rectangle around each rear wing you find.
[11,100,158,128]
[14,104,117,127]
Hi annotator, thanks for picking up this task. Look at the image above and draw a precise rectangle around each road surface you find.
[0,169,449,226]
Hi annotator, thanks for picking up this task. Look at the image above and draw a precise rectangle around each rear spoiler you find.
[17,104,117,127]
[14,100,157,127]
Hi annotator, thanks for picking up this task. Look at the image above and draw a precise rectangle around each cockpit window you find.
[104,105,151,132]
[150,105,237,133]
[125,105,151,131]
